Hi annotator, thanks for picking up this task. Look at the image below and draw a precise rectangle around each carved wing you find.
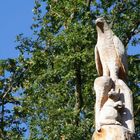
[113,35,128,80]
[95,45,103,76]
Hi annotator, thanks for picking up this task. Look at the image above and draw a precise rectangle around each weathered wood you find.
[115,79,135,133]
[92,125,135,140]
[93,17,135,140]
[94,76,113,130]
[95,17,127,81]
[93,77,135,139]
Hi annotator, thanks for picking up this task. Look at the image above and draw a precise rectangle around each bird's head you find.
[95,17,106,33]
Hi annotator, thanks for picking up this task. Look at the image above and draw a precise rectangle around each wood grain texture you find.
[92,125,134,140]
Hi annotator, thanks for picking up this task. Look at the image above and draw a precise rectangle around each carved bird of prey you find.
[95,17,127,81]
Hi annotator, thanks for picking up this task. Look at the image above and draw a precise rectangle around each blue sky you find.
[0,1,139,60]
[0,1,35,138]
[0,0,34,59]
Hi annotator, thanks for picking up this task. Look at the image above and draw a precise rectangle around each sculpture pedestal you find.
[92,125,134,140]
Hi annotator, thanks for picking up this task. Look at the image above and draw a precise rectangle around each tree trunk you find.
[92,125,135,140]
[74,61,83,126]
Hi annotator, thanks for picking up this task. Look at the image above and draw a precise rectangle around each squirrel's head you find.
[108,89,120,101]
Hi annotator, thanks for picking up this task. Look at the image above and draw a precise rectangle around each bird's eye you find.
[100,18,104,21]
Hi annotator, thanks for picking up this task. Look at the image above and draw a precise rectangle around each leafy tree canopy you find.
[0,0,140,139]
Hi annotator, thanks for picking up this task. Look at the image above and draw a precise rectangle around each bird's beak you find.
[95,19,102,25]
[95,18,104,33]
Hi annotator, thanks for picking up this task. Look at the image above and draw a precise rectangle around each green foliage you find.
[0,59,26,139]
[128,54,140,134]
[1,0,140,139]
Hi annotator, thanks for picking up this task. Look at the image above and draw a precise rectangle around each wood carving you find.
[94,76,113,130]
[95,17,127,81]
[93,125,135,140]
[98,89,123,130]
[92,17,135,140]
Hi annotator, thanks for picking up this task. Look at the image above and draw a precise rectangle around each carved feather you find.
[113,35,128,80]
[95,45,103,76]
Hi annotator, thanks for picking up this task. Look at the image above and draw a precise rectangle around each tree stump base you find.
[92,125,135,140]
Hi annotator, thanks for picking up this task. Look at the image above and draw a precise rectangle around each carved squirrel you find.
[97,89,123,131]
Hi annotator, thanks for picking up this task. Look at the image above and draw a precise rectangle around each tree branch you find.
[124,21,140,46]
[86,0,92,11]
[74,61,83,126]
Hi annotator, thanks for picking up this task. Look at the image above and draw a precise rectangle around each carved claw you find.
[114,101,123,109]
[115,121,121,125]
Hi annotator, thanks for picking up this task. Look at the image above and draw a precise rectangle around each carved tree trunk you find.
[92,17,135,140]
[92,76,135,140]
[93,125,135,140]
